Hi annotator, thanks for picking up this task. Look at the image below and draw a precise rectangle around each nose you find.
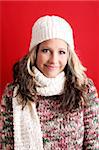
[49,53,58,64]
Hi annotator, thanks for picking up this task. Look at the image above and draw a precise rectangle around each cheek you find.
[36,53,45,67]
[61,56,68,66]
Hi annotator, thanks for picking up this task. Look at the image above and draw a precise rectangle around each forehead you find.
[39,39,68,49]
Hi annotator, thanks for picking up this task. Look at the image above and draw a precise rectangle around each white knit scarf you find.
[13,87,44,150]
[13,67,66,150]
[33,66,66,96]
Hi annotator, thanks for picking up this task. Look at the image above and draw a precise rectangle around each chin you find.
[44,73,59,78]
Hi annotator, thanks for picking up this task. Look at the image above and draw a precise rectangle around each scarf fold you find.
[13,87,44,150]
[33,66,66,96]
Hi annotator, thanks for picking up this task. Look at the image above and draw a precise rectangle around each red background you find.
[0,1,99,97]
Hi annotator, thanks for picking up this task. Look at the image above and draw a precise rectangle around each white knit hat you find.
[29,15,74,51]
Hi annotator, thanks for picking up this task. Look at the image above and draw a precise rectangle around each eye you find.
[41,49,50,53]
[59,50,66,55]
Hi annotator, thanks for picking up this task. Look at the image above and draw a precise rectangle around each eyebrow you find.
[40,46,67,51]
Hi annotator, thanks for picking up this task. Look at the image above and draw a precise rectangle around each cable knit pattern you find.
[33,66,66,96]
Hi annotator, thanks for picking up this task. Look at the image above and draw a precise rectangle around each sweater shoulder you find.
[1,83,15,111]
[87,78,98,97]
[87,78,98,104]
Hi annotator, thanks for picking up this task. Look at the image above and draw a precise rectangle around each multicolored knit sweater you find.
[0,79,99,150]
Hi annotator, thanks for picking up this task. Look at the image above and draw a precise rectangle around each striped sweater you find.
[0,79,99,150]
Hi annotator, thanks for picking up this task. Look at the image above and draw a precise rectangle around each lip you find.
[45,65,59,70]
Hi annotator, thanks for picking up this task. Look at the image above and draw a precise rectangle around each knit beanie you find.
[29,15,74,51]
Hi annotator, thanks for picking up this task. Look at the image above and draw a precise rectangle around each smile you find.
[45,65,59,70]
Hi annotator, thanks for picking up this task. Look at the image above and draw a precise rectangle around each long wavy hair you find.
[13,44,89,111]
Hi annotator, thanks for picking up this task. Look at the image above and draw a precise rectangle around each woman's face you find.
[36,39,68,78]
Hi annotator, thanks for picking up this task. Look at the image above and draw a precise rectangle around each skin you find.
[36,39,68,78]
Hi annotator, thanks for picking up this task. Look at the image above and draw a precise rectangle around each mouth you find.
[45,65,59,70]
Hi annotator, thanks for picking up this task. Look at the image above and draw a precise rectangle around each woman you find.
[0,15,99,150]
